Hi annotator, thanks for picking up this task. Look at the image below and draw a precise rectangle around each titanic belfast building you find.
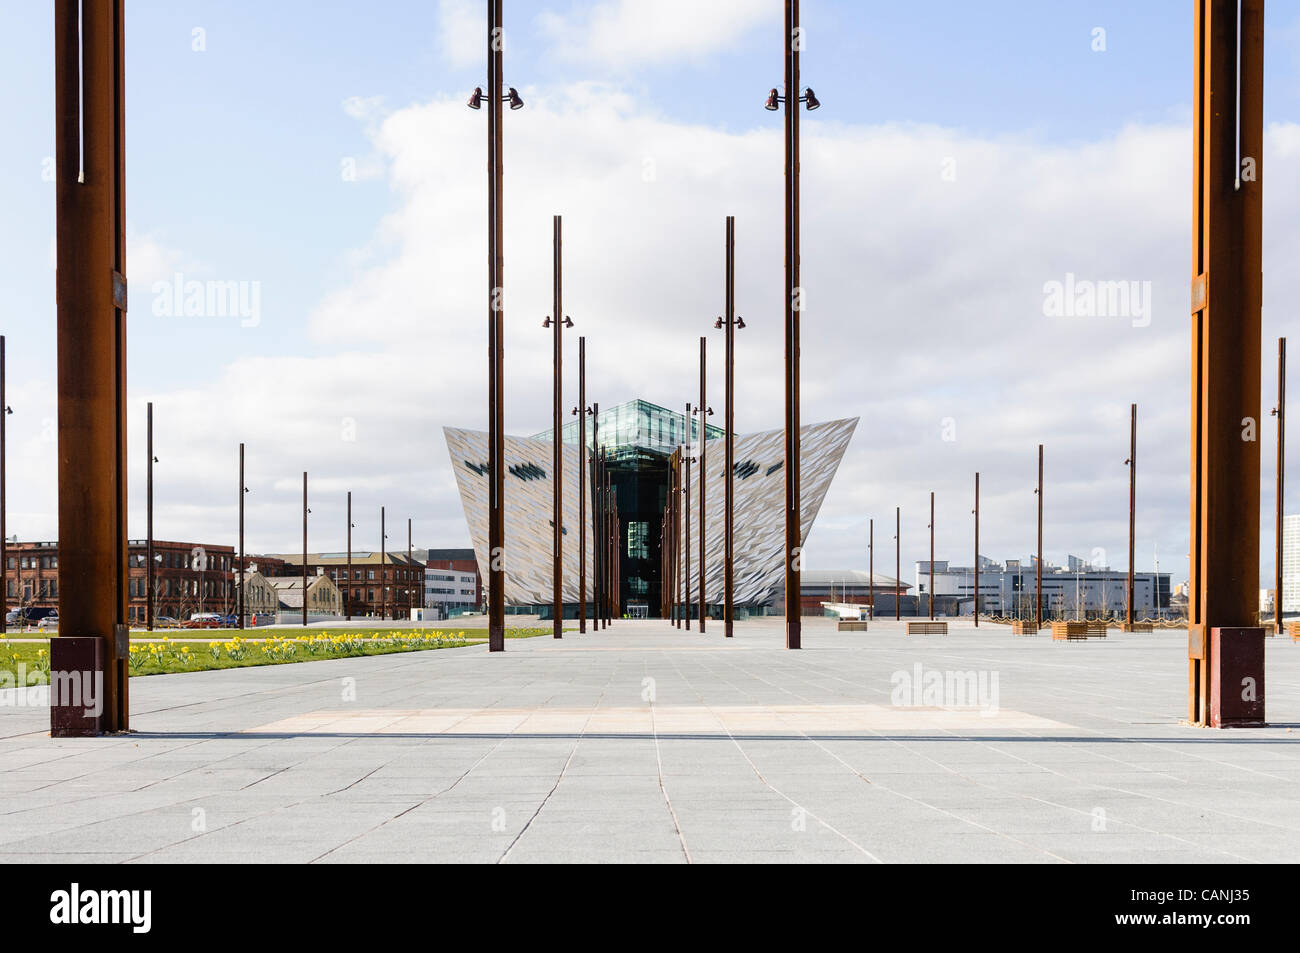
[445,399,856,619]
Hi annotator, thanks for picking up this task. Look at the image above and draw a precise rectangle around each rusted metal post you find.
[407,517,413,619]
[1036,445,1043,631]
[929,491,935,620]
[238,442,245,629]
[895,506,901,620]
[1274,339,1286,634]
[974,473,979,627]
[302,473,308,627]
[1189,0,1265,726]
[684,403,692,631]
[486,0,507,652]
[867,518,874,620]
[147,402,154,632]
[1126,405,1137,629]
[54,0,129,734]
[722,216,738,637]
[698,338,707,632]
[550,215,565,638]
[0,336,6,636]
[782,0,803,651]
[380,505,386,621]
[346,491,352,621]
[577,339,587,632]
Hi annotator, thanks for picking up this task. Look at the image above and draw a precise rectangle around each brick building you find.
[260,551,425,619]
[6,539,237,625]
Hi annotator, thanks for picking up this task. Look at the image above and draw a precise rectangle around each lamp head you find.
[714,317,723,329]
[467,87,483,110]
[736,316,746,329]
[543,317,552,328]
[764,88,780,111]
[507,87,524,110]
[563,316,574,328]
[803,87,821,110]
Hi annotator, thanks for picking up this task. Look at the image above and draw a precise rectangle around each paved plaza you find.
[2,617,1299,863]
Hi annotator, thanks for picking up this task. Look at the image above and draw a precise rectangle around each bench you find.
[1121,621,1153,633]
[1011,620,1040,636]
[1051,621,1106,640]
[837,620,869,632]
[1289,620,1300,642]
[906,621,947,635]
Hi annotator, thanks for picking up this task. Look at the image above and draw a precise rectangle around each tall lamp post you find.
[571,338,589,633]
[302,472,309,627]
[973,472,980,627]
[694,342,713,633]
[684,402,692,631]
[407,517,413,621]
[714,216,745,637]
[380,505,387,621]
[1125,405,1137,630]
[0,336,7,636]
[765,0,820,650]
[868,518,874,621]
[544,215,572,639]
[468,0,524,653]
[894,506,901,620]
[147,402,155,631]
[1035,445,1044,632]
[1272,340,1286,635]
[238,443,247,629]
[928,491,935,620]
[346,491,353,621]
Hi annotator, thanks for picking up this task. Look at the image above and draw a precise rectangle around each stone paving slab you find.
[1,617,1299,863]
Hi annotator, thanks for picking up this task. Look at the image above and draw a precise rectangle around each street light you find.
[238,443,248,629]
[693,390,713,633]
[346,491,354,621]
[147,403,156,631]
[571,342,593,633]
[544,214,572,639]
[765,0,820,650]
[468,0,526,654]
[713,217,746,639]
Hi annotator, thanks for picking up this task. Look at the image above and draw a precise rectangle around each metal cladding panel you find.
[684,418,858,605]
[444,427,593,606]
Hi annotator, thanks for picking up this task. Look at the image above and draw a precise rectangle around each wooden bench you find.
[1121,621,1153,632]
[1011,620,1040,636]
[1052,621,1107,640]
[906,621,947,635]
[837,620,868,632]
[1289,620,1300,642]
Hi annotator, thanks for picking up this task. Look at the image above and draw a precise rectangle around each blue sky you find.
[3,1,1300,584]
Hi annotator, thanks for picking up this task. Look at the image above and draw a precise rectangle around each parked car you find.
[154,616,181,629]
[36,613,59,630]
[6,607,55,626]
[185,613,223,629]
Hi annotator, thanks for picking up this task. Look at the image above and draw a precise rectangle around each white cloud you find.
[438,0,484,70]
[15,83,1300,587]
[537,0,776,68]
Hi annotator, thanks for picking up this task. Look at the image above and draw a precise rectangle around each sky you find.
[3,0,1300,586]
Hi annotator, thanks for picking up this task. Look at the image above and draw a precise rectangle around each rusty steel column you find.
[782,0,802,651]
[407,518,413,619]
[698,338,707,632]
[577,339,587,632]
[722,217,737,637]
[54,0,129,735]
[238,442,245,630]
[346,491,353,621]
[592,404,601,630]
[146,402,154,632]
[549,216,565,639]
[486,0,507,652]
[1189,0,1265,726]
[868,518,874,621]
[1126,405,1137,630]
[302,473,308,627]
[895,506,900,620]
[380,505,386,621]
[684,404,692,631]
[0,336,6,636]
[973,473,980,627]
[1274,338,1285,634]
[1036,445,1043,632]
[929,491,935,620]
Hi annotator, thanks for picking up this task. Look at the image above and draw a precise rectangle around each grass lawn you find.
[0,626,556,681]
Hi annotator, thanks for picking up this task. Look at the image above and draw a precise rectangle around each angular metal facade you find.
[444,410,856,610]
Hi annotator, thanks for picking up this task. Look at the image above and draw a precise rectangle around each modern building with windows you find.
[914,557,1172,618]
[1281,514,1300,615]
[445,399,856,619]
